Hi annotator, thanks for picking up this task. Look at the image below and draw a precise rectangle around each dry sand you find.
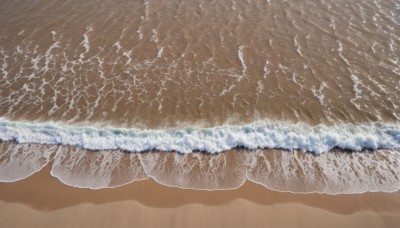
[0,165,399,228]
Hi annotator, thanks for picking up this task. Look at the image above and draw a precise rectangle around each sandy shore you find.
[0,165,399,228]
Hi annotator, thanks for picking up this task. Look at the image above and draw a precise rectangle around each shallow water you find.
[0,0,399,192]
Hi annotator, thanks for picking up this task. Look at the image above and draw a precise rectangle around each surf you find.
[0,118,399,154]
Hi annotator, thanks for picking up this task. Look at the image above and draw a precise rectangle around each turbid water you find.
[0,0,399,193]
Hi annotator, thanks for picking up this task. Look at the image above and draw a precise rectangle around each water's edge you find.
[1,140,399,194]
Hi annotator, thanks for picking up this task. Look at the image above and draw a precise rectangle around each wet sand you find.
[0,165,399,228]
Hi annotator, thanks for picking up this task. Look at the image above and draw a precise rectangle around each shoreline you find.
[1,165,399,227]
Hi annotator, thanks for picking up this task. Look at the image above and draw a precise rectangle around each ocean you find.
[0,0,399,193]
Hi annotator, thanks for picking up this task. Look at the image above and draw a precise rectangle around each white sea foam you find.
[350,74,363,109]
[113,41,122,53]
[246,149,400,194]
[51,147,148,189]
[140,152,247,190]
[1,141,398,193]
[311,82,327,105]
[81,26,92,54]
[0,51,9,80]
[157,47,164,58]
[351,74,362,98]
[263,60,270,79]
[137,26,143,40]
[0,118,399,154]
[237,45,247,80]
[256,80,264,94]
[0,142,58,182]
[293,35,304,57]
[43,40,60,73]
[151,29,158,43]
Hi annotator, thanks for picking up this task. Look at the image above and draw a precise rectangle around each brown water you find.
[0,0,399,192]
[1,0,399,127]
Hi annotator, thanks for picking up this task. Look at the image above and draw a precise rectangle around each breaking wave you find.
[0,118,399,154]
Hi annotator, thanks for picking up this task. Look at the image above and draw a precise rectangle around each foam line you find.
[0,118,399,154]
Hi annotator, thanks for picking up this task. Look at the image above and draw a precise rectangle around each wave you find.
[0,118,399,154]
[0,141,399,193]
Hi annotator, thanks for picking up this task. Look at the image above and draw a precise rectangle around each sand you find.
[0,165,399,228]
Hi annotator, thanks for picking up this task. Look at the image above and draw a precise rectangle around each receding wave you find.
[0,141,399,193]
[0,118,399,154]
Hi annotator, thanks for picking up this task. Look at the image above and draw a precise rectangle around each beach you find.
[0,0,399,226]
[1,164,399,228]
